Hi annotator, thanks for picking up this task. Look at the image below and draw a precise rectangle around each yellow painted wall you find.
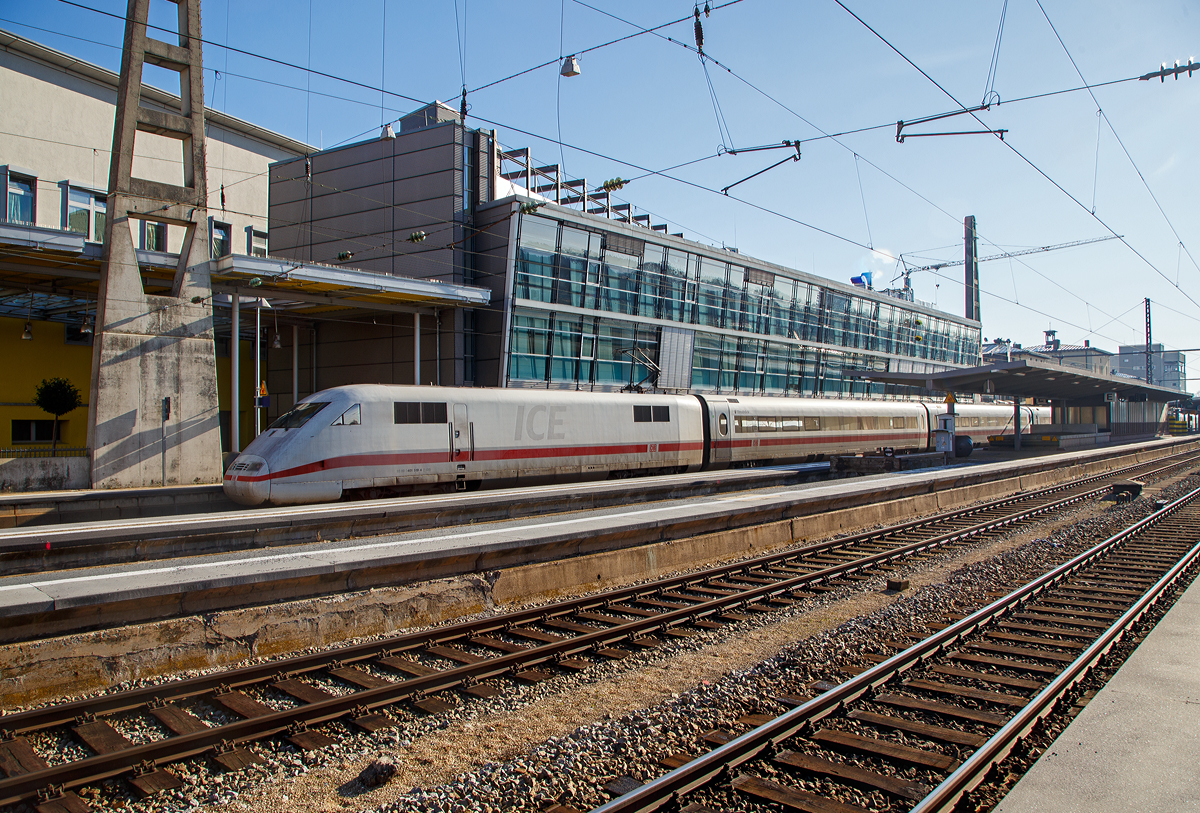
[216,339,259,451]
[1,315,93,449]
[1,317,265,453]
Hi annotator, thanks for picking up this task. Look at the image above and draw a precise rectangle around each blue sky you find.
[5,0,1199,375]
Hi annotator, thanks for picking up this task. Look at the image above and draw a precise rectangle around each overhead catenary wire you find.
[981,0,1008,106]
[853,153,873,250]
[834,0,1200,316]
[22,4,1178,345]
[1034,0,1200,281]
[541,2,1146,332]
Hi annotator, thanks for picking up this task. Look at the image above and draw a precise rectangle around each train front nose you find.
[223,454,270,506]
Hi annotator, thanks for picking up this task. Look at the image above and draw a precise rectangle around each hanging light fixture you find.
[272,309,282,349]
[80,308,94,335]
[21,290,33,340]
[560,55,581,77]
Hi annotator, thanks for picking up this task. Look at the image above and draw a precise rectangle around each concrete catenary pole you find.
[88,0,222,487]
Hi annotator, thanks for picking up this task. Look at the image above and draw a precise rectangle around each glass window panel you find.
[595,321,634,385]
[719,337,738,391]
[211,221,231,257]
[67,206,89,236]
[509,312,550,382]
[516,220,555,303]
[599,251,638,315]
[519,215,558,252]
[559,226,589,257]
[690,333,721,389]
[637,259,662,318]
[270,401,330,429]
[550,318,584,384]
[145,222,166,252]
[553,255,587,307]
[8,177,33,225]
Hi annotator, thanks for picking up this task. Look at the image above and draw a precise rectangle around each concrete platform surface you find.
[996,570,1200,813]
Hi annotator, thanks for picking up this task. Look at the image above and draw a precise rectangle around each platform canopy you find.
[854,357,1186,404]
[0,223,490,326]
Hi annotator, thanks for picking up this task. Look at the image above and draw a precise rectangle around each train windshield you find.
[268,401,330,430]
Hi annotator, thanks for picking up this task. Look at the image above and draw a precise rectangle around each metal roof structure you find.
[0,223,490,328]
[854,357,1186,403]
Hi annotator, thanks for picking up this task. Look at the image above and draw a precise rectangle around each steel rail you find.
[590,484,1200,813]
[2,452,1195,806]
[911,518,1200,811]
[0,472,1131,806]
[0,457,1138,736]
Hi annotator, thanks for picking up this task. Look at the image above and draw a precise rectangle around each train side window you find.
[781,416,801,432]
[395,402,421,424]
[718,413,729,435]
[803,416,820,431]
[634,405,652,422]
[652,405,670,422]
[331,404,361,426]
[422,402,448,423]
[758,416,778,432]
[395,402,448,424]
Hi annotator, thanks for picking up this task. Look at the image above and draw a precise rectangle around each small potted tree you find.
[34,377,82,457]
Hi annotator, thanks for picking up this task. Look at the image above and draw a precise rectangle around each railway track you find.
[1,451,1197,812]
[592,482,1200,813]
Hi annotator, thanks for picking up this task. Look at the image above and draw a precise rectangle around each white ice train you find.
[223,385,1049,506]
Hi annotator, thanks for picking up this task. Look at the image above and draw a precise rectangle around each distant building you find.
[982,331,1113,376]
[1118,344,1185,391]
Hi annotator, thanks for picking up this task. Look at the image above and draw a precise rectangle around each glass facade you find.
[506,213,980,397]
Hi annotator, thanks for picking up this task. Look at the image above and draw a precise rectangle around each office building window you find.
[250,229,268,257]
[11,420,62,443]
[143,221,167,252]
[8,175,34,225]
[66,188,106,242]
[212,221,231,257]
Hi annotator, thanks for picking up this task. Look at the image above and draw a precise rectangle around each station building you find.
[268,105,982,408]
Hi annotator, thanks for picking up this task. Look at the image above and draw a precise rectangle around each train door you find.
[452,403,472,462]
[712,402,733,466]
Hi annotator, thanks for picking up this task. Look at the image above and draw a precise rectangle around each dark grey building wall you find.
[267,120,498,390]
[269,123,469,283]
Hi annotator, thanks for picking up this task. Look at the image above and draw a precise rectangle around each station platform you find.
[0,437,1193,646]
[996,567,1200,813]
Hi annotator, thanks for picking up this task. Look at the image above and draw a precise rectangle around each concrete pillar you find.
[254,303,262,436]
[414,312,421,385]
[1014,398,1022,451]
[231,291,240,453]
[292,324,299,406]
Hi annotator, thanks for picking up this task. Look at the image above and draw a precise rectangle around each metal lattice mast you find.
[1145,298,1153,385]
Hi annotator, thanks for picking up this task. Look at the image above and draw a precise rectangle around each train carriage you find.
[226,385,705,505]
[224,385,1051,506]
